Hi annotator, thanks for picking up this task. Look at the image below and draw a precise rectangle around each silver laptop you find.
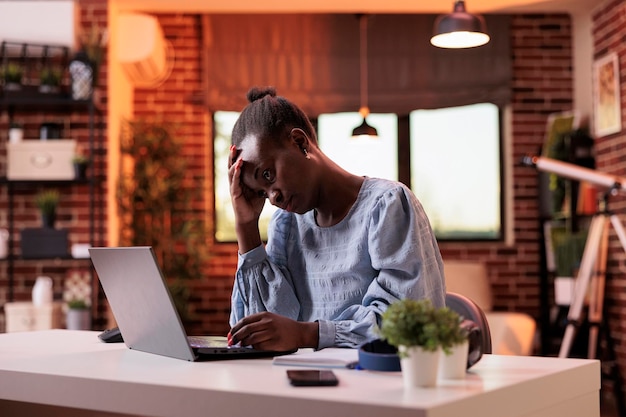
[89,246,296,361]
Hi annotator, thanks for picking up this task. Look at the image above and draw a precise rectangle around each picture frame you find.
[593,52,622,137]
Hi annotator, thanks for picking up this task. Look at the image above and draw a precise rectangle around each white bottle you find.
[32,276,53,306]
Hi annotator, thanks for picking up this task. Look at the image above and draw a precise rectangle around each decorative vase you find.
[439,340,469,380]
[69,51,93,100]
[8,127,23,143]
[399,345,441,388]
[32,276,53,306]
[66,308,91,330]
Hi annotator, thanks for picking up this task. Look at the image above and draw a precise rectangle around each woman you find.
[227,86,445,352]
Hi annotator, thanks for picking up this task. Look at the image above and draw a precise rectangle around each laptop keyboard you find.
[187,336,229,348]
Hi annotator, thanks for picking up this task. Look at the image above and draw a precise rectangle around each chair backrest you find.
[444,261,493,311]
[446,292,493,367]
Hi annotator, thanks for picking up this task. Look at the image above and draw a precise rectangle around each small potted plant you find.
[2,62,23,91]
[66,298,91,330]
[377,299,442,387]
[35,189,60,228]
[435,306,469,379]
[378,298,469,387]
[72,154,91,179]
[39,66,63,94]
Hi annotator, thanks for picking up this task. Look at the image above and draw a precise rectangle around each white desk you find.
[0,330,600,417]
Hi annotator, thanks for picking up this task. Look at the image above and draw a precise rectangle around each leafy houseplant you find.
[378,299,468,386]
[72,154,91,179]
[378,299,441,355]
[2,62,23,90]
[66,298,91,330]
[35,189,60,228]
[117,119,209,323]
[39,67,63,94]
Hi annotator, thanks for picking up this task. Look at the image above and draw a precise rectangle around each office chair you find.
[446,292,493,368]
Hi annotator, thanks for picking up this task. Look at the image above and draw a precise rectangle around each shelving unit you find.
[0,95,103,321]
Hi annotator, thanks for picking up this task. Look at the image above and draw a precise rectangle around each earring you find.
[303,148,310,160]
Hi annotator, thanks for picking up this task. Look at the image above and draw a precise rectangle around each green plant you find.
[2,62,23,84]
[117,119,209,322]
[433,306,467,354]
[40,67,63,86]
[72,154,91,165]
[35,189,60,216]
[67,298,88,309]
[377,299,441,353]
[377,299,467,356]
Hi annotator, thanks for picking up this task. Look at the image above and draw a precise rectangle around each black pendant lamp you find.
[431,1,490,49]
[352,14,378,139]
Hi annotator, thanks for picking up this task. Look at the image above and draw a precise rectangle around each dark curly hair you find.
[231,86,317,148]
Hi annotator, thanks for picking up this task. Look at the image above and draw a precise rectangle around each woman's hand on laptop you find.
[228,312,319,351]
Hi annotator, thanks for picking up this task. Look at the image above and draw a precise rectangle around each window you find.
[317,113,398,180]
[410,103,501,239]
[213,111,277,242]
[213,104,503,242]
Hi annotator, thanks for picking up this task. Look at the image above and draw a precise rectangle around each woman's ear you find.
[289,128,310,154]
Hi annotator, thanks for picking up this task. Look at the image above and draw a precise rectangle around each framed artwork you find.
[593,52,622,137]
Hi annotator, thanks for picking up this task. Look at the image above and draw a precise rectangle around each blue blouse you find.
[230,177,446,349]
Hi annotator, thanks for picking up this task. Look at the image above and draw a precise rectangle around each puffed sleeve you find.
[229,215,301,326]
[319,184,445,348]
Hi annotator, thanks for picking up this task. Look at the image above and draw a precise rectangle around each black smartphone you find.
[286,370,339,387]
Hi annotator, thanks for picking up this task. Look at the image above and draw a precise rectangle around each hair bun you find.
[247,86,277,103]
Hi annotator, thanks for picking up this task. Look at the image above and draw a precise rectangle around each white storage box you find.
[4,301,63,332]
[7,139,76,180]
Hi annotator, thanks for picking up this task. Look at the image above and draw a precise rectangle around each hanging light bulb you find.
[352,14,378,139]
[431,1,490,49]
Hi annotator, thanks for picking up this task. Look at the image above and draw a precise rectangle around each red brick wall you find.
[592,0,626,398]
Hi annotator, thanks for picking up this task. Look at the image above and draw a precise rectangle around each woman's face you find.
[238,131,316,214]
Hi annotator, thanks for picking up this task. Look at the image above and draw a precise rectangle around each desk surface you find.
[0,330,600,417]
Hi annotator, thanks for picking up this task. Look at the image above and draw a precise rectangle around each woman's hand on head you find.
[228,312,319,352]
[228,145,265,224]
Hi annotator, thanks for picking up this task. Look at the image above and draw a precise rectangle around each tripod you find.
[558,195,626,359]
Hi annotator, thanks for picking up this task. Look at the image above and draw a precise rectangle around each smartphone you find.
[286,370,339,387]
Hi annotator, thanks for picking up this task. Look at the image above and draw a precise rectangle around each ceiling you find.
[116,0,600,14]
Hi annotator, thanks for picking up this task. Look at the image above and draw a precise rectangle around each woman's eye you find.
[262,169,274,182]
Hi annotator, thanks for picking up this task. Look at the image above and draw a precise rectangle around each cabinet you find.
[0,95,103,322]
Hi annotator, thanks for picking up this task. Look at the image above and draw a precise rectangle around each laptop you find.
[89,246,296,361]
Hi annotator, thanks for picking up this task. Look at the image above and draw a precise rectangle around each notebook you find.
[89,246,296,361]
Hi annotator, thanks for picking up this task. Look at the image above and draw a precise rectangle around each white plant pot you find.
[66,309,91,330]
[399,345,441,388]
[439,340,469,379]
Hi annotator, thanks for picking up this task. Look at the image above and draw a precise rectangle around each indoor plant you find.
[35,189,60,228]
[66,298,91,330]
[378,299,443,387]
[2,62,23,91]
[39,67,63,94]
[72,153,91,179]
[435,306,469,379]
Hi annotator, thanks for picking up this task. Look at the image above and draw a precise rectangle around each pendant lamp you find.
[431,1,490,49]
[352,14,378,139]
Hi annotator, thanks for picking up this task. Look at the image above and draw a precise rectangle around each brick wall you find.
[592,0,626,399]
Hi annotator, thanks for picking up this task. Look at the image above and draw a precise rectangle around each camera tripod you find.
[558,197,626,359]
